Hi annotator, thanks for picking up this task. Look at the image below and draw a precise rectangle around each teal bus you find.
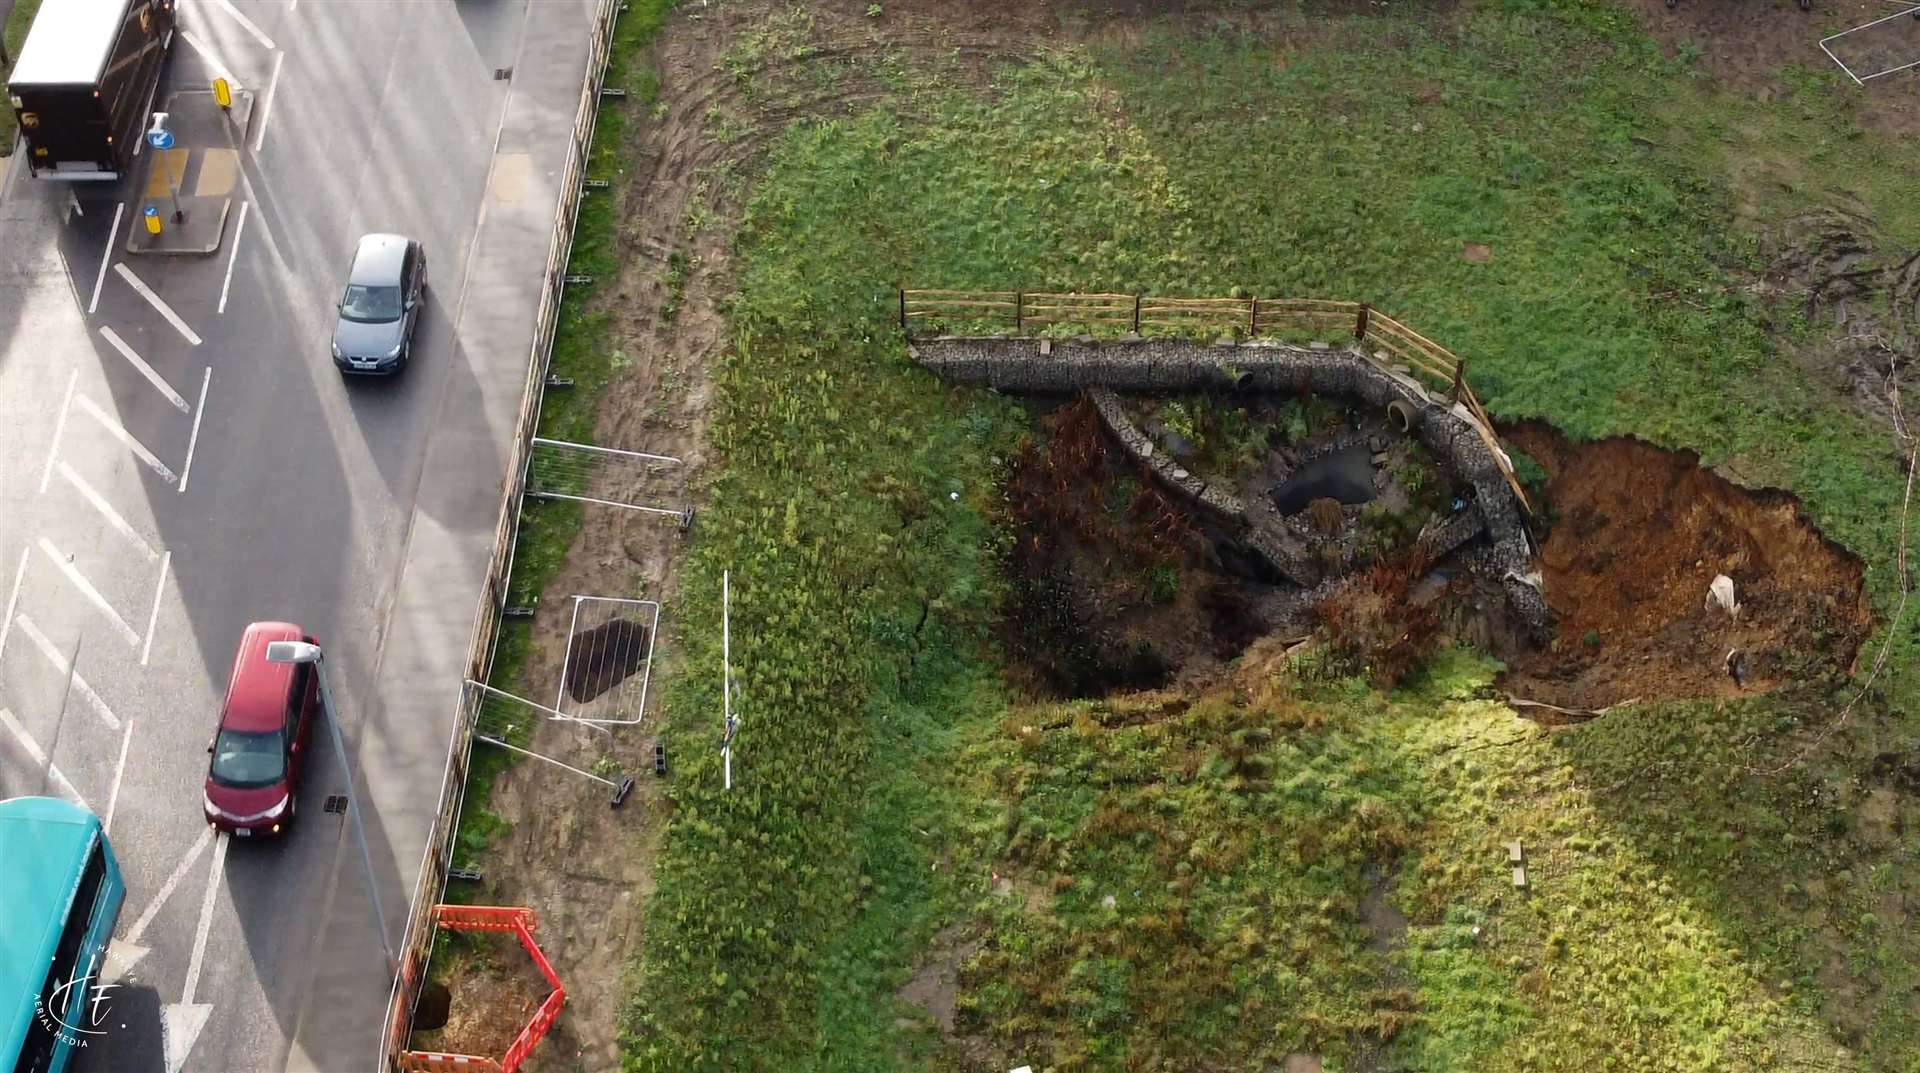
[0,797,126,1073]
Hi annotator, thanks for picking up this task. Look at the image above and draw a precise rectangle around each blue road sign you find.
[147,128,174,150]
[144,205,158,218]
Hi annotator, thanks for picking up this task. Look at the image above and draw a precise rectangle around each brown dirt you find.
[1621,0,1920,136]
[1495,423,1871,710]
[408,936,557,1064]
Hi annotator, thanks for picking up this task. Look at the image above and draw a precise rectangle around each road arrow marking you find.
[182,830,228,1004]
[162,1002,213,1073]
[103,941,147,982]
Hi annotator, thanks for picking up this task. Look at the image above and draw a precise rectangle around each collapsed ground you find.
[422,2,1920,1072]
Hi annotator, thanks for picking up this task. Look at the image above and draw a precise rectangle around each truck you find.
[5,0,176,181]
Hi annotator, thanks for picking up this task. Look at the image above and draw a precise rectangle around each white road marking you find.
[0,549,26,666]
[178,29,243,92]
[104,720,134,834]
[40,370,79,493]
[0,707,89,809]
[60,461,161,562]
[124,825,215,944]
[90,203,124,315]
[13,613,123,732]
[287,0,296,11]
[183,830,228,1005]
[208,0,276,51]
[179,368,211,494]
[113,263,203,346]
[219,202,250,314]
[143,551,170,664]
[252,50,285,154]
[76,394,179,484]
[36,538,143,648]
[100,326,190,413]
[68,193,84,218]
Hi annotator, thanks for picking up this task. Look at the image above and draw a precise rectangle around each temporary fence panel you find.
[527,437,689,521]
[554,596,662,727]
[1820,5,1920,84]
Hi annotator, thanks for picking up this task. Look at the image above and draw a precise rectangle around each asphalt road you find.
[0,0,586,1068]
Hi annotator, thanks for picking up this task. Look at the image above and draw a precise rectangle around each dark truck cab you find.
[5,0,175,181]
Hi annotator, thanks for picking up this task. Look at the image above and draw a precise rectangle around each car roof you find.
[348,233,410,286]
[219,622,303,732]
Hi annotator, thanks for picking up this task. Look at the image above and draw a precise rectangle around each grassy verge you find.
[0,0,46,156]
[619,0,1920,1068]
[443,0,677,897]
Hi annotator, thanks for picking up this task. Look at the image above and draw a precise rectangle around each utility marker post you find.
[722,570,737,790]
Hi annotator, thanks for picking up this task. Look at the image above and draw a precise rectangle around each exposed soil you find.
[1623,0,1920,136]
[1759,208,1920,443]
[1496,423,1871,710]
[408,936,558,1065]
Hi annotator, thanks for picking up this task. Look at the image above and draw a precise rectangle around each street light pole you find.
[316,654,397,977]
[268,641,395,977]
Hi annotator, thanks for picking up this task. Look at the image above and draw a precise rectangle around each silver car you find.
[330,233,427,375]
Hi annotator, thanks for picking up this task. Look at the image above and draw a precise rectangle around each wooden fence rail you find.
[899,286,1531,517]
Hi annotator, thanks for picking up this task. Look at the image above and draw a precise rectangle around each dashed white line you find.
[76,394,179,484]
[208,0,276,51]
[68,193,84,219]
[252,51,285,154]
[100,326,190,413]
[143,551,170,665]
[179,368,211,494]
[0,549,27,666]
[60,462,161,562]
[0,707,89,810]
[36,538,142,649]
[113,263,203,346]
[40,370,79,493]
[90,203,124,315]
[104,720,134,835]
[12,614,122,732]
[183,831,229,1005]
[124,825,215,944]
[219,202,249,314]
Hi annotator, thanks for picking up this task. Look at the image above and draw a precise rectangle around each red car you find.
[203,622,318,837]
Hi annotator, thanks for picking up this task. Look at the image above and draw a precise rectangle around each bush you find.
[1314,546,1441,688]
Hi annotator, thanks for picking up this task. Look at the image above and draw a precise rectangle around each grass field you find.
[604,1,1920,1070]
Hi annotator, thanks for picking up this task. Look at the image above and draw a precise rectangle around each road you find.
[0,0,595,1069]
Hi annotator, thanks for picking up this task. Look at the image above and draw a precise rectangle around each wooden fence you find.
[899,287,1530,516]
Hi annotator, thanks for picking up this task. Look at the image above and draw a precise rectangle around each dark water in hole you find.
[565,618,651,704]
[1269,445,1377,514]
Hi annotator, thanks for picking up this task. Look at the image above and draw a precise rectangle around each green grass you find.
[613,0,1920,1068]
[0,0,47,157]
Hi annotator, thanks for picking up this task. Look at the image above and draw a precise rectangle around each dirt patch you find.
[1759,208,1920,441]
[409,936,558,1064]
[1495,423,1871,710]
[1622,0,1920,136]
[895,923,984,1034]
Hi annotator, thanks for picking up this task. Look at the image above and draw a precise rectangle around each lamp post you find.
[266,640,395,976]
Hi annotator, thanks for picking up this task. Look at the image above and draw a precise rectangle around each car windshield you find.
[210,728,286,789]
[339,284,403,323]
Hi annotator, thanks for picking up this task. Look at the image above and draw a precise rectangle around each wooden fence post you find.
[1016,290,1024,336]
[1249,296,1258,336]
[1133,294,1142,335]
[1450,359,1466,403]
[1355,302,1371,342]
[898,287,907,334]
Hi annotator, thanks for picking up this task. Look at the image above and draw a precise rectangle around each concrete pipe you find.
[1386,398,1419,435]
